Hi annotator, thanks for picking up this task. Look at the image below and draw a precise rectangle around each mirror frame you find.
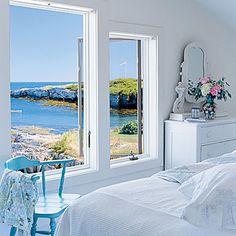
[172,42,209,115]
[181,42,208,104]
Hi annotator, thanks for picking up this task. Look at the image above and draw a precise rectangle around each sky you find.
[10,5,138,82]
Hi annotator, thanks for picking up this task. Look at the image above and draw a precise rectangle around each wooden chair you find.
[5,156,80,236]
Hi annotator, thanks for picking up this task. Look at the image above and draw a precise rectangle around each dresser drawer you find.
[200,139,236,161]
[200,123,236,144]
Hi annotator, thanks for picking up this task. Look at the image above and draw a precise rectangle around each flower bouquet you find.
[188,76,231,119]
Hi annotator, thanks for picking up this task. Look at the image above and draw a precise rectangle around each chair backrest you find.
[4,155,40,184]
[5,156,71,198]
[5,155,40,172]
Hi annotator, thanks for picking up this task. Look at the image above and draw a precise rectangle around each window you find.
[10,1,97,172]
[109,33,157,162]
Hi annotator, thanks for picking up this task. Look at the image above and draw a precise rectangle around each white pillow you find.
[179,163,236,230]
[203,150,236,165]
[155,162,215,184]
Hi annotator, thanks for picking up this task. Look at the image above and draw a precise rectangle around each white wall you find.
[0,0,11,174]
[1,0,236,195]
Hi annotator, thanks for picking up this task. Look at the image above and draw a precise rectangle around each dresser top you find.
[165,117,236,127]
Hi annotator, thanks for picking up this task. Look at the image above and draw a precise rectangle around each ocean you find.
[11,82,137,134]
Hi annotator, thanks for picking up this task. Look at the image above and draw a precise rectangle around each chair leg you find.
[31,216,38,236]
[50,218,56,236]
[10,226,17,236]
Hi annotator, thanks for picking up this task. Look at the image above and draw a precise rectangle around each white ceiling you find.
[195,0,236,31]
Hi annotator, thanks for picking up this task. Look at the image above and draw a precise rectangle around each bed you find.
[55,152,236,236]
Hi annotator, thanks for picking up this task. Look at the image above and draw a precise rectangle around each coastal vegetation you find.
[50,128,138,158]
[119,121,138,135]
[12,78,138,98]
[41,100,78,109]
[109,78,138,96]
[40,83,80,91]
[11,126,138,162]
[51,130,79,158]
[40,78,138,95]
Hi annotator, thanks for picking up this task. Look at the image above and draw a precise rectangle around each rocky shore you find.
[11,87,78,103]
[11,126,84,172]
[11,86,137,109]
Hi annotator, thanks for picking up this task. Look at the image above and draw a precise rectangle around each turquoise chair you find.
[5,156,80,236]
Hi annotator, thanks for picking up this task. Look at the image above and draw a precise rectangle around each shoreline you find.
[11,79,139,109]
[11,126,84,171]
[11,125,138,168]
[12,97,137,115]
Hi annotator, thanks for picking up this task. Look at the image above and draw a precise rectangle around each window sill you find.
[44,166,97,182]
[40,156,161,193]
[110,155,157,168]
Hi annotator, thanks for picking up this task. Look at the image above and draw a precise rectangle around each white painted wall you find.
[0,1,11,232]
[1,0,236,195]
[0,0,11,174]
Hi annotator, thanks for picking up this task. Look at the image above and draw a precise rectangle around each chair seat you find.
[35,193,81,218]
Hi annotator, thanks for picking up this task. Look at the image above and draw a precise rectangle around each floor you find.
[1,224,10,235]
[1,222,50,235]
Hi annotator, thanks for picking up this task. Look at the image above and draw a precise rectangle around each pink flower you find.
[200,76,211,84]
[210,84,222,96]
[210,88,217,96]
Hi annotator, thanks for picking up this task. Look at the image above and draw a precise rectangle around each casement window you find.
[10,0,97,172]
[109,33,158,163]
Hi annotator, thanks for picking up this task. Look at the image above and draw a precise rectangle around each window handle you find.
[88,131,91,148]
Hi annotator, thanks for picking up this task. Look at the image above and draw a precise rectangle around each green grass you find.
[110,130,138,157]
[34,78,138,96]
[65,84,79,91]
[40,83,79,91]
[110,78,137,96]
[50,128,138,159]
[41,100,78,109]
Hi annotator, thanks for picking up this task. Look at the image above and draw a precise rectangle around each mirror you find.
[172,42,208,114]
[182,42,208,104]
[188,47,204,87]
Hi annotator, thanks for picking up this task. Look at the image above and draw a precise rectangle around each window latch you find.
[88,131,91,148]
[129,151,138,161]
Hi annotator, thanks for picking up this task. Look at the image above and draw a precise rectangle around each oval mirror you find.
[181,42,208,103]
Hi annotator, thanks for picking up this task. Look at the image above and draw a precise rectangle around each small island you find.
[11,78,138,109]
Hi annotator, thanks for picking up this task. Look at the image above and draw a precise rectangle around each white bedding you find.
[180,163,236,230]
[56,176,235,236]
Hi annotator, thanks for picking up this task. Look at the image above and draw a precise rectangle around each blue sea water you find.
[11,82,136,133]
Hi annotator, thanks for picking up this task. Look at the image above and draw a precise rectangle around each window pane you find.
[10,5,85,172]
[110,38,143,160]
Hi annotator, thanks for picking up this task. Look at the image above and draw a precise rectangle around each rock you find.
[11,86,137,109]
[11,87,77,103]
[11,128,86,173]
[48,88,77,102]
[110,94,137,109]
[27,89,49,99]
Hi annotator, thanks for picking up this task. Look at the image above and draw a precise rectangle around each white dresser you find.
[165,117,236,169]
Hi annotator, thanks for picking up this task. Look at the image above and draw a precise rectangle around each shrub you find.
[119,121,138,135]
[51,130,78,158]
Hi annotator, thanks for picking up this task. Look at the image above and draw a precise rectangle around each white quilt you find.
[180,163,236,231]
[55,176,235,236]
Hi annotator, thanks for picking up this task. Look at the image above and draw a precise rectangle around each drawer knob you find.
[207,153,211,157]
[206,131,212,138]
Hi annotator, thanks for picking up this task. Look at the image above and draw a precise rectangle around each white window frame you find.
[109,32,158,165]
[9,0,98,175]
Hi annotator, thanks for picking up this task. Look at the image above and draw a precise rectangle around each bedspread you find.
[56,177,235,236]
